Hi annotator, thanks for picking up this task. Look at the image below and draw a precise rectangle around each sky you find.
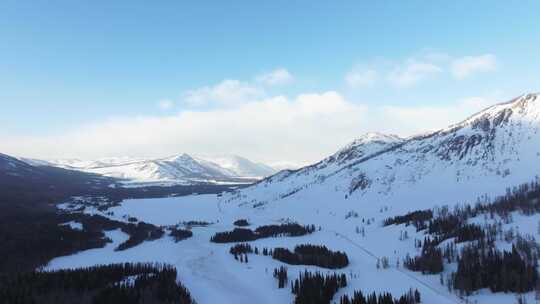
[1,1,539,164]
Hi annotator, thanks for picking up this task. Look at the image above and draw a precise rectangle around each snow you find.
[195,154,276,178]
[47,195,458,303]
[60,221,83,230]
[42,94,540,303]
[228,93,540,218]
[23,154,276,186]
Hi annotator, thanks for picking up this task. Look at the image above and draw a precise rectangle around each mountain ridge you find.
[21,153,279,186]
[227,93,540,214]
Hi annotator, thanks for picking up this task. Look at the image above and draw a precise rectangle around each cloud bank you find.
[1,91,497,163]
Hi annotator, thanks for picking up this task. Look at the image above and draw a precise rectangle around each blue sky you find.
[1,1,539,162]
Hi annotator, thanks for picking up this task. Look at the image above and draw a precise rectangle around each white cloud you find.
[183,79,265,106]
[378,96,496,135]
[158,99,173,110]
[345,68,378,88]
[2,90,505,164]
[2,92,369,164]
[387,60,442,87]
[347,52,498,89]
[451,54,497,79]
[255,68,294,86]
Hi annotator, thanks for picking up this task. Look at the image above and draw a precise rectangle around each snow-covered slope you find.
[1,153,43,177]
[229,93,540,213]
[195,155,276,178]
[40,93,540,304]
[25,154,276,186]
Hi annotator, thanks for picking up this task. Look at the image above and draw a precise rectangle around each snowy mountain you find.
[196,155,276,177]
[228,93,540,213]
[1,152,39,177]
[0,152,115,202]
[20,93,540,304]
[25,154,277,186]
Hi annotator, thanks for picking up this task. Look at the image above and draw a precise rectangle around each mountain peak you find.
[441,93,540,135]
[166,153,195,163]
[351,132,403,145]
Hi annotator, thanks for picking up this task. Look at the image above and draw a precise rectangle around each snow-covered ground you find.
[43,94,540,303]
[48,193,539,304]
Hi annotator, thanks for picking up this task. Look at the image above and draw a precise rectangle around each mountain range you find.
[21,154,277,186]
[226,93,540,213]
[3,93,540,304]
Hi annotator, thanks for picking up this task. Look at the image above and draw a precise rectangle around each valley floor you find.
[47,194,539,304]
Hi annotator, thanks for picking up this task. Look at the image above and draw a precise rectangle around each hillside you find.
[23,154,276,186]
[227,93,540,215]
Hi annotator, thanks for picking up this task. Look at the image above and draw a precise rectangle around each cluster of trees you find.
[228,243,348,270]
[273,266,288,288]
[211,228,258,243]
[386,179,540,239]
[0,210,169,274]
[452,242,538,295]
[383,210,433,230]
[181,220,211,227]
[272,244,349,269]
[210,223,315,243]
[339,289,421,304]
[403,237,443,274]
[291,271,347,304]
[233,219,250,226]
[386,178,540,297]
[233,253,249,263]
[72,214,164,251]
[0,211,109,273]
[0,262,194,304]
[169,227,193,242]
[453,223,485,243]
[229,243,254,255]
[115,222,164,251]
[255,223,316,238]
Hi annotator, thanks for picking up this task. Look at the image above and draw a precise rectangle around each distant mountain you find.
[227,93,540,213]
[23,154,277,186]
[196,155,276,177]
[0,153,115,205]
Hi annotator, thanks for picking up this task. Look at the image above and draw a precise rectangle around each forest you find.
[452,241,538,295]
[339,289,421,304]
[291,270,347,304]
[210,223,315,243]
[0,262,194,304]
[386,179,540,295]
[228,243,348,269]
[290,270,420,304]
[271,244,349,269]
[0,211,166,274]
[169,227,193,242]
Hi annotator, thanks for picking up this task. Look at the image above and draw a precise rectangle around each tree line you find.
[291,270,347,304]
[272,244,349,269]
[169,226,193,242]
[0,211,167,274]
[386,178,540,296]
[452,241,538,295]
[233,219,250,226]
[228,243,348,269]
[210,223,315,243]
[0,262,194,304]
[339,288,421,304]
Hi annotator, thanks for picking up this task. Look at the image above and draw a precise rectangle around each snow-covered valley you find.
[48,188,540,304]
[5,93,540,304]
